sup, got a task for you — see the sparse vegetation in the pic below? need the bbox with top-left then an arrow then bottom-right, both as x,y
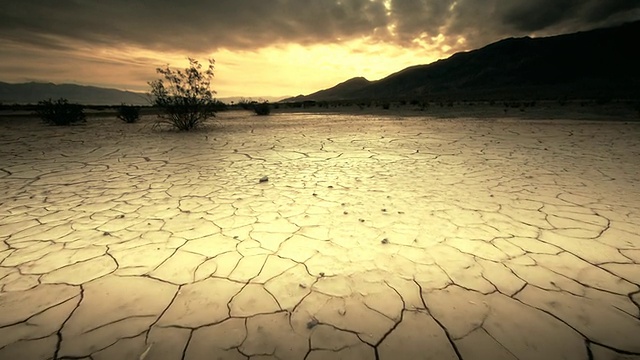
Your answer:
36,98 -> 86,126
253,102 -> 271,115
117,104 -> 141,123
148,58 -> 218,131
287,102 -> 303,108
237,98 -> 254,110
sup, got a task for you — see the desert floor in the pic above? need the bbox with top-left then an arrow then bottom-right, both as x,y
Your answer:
1,109 -> 639,360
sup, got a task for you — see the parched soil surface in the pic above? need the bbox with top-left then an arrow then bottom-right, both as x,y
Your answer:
1,111 -> 639,360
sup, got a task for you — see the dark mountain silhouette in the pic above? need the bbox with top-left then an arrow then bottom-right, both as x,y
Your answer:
288,20 -> 640,102
0,81 -> 149,105
297,77 -> 372,101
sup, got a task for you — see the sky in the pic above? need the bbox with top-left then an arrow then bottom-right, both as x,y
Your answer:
0,0 -> 639,98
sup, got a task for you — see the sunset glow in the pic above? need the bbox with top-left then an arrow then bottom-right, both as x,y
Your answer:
1,1 -> 638,98
0,36 -> 443,98
213,39 -> 441,98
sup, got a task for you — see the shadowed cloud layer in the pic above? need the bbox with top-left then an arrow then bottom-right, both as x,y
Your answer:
2,0 -> 639,53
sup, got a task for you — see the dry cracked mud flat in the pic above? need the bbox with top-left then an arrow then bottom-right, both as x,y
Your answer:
1,111 -> 639,360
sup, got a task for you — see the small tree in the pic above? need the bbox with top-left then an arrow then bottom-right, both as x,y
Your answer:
117,104 -> 141,123
36,98 -> 86,126
148,58 -> 217,131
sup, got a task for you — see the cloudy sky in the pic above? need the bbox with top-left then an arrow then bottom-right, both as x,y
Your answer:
1,0 -> 638,98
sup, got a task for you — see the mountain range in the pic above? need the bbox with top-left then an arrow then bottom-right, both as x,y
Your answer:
0,81 -> 291,106
0,82 -> 150,106
287,20 -> 640,102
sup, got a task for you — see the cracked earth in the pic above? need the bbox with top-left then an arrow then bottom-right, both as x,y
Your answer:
1,111 -> 639,360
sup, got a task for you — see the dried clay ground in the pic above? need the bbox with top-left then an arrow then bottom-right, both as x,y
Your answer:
1,104 -> 639,360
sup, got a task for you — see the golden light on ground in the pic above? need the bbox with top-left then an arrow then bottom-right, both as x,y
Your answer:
1,109 -> 639,358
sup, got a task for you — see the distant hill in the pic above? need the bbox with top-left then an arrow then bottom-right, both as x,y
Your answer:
217,95 -> 292,104
287,20 -> 640,102
0,81 -> 292,106
0,82 -> 149,105
293,77 -> 371,101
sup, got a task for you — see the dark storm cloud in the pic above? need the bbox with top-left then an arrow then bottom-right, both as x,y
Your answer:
0,0 -> 388,52
388,0 -> 454,40
0,0 -> 638,54
582,0 -> 640,22
500,0 -> 581,31
499,0 -> 640,32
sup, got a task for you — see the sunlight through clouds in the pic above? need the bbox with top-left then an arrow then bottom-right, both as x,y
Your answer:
0,0 -> 638,97
0,37 -> 439,98
212,39 -> 439,97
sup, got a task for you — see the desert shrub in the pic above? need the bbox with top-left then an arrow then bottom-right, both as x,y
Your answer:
36,98 -> 86,126
117,104 -> 141,123
253,102 -> 271,115
148,58 -> 217,131
212,100 -> 228,111
238,98 -> 253,110
382,102 -> 391,110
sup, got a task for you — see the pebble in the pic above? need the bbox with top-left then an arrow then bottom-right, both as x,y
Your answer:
306,318 -> 319,329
